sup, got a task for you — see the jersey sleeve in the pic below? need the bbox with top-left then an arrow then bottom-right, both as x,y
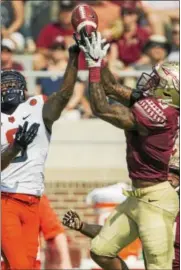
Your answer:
131,98 -> 167,130
39,195 -> 65,240
28,95 -> 48,107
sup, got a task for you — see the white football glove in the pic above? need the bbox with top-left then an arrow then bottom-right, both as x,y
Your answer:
79,32 -> 110,68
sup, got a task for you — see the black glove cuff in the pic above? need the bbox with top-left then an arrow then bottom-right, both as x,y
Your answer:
69,43 -> 80,55
13,141 -> 26,152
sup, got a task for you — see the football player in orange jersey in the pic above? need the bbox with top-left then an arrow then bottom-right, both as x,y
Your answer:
1,194 -> 72,270
1,44 -> 80,269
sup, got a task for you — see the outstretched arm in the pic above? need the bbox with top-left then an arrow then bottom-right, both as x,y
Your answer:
101,66 -> 143,107
62,210 -> 102,239
80,223 -> 102,238
77,32 -> 136,130
42,45 -> 80,131
101,66 -> 133,107
89,81 -> 136,130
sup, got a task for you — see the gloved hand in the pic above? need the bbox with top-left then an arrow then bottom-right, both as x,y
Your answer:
78,31 -> 110,68
14,121 -> 40,150
62,210 -> 83,231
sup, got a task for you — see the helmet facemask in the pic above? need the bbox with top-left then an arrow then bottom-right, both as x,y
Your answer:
136,71 -> 160,96
1,70 -> 26,113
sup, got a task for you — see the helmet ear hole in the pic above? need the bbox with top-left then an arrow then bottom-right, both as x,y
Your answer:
163,91 -> 171,97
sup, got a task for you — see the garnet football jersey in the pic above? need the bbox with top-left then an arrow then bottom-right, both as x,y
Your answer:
1,95 -> 50,196
126,97 -> 179,180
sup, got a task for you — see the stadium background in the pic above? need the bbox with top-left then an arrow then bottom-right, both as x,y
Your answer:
1,0 -> 179,268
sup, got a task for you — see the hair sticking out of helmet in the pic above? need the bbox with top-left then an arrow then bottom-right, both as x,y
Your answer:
1,70 -> 27,112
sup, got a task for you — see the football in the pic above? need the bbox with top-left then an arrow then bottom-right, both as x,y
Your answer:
71,4 -> 98,38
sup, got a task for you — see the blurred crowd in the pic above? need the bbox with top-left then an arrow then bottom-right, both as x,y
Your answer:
1,0 -> 180,119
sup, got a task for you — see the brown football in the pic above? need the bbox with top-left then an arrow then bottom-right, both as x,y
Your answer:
71,4 -> 98,37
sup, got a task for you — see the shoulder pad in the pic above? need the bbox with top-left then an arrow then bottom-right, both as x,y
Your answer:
134,98 -> 167,125
27,95 -> 47,106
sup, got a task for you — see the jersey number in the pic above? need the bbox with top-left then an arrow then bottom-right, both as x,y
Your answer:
6,128 -> 28,163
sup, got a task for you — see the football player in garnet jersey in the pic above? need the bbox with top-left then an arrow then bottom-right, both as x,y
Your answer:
1,43 -> 80,269
77,31 -> 179,270
168,136 -> 180,270
63,128 -> 180,270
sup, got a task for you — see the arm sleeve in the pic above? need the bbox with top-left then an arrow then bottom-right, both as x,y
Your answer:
39,195 -> 65,241
131,98 -> 167,130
